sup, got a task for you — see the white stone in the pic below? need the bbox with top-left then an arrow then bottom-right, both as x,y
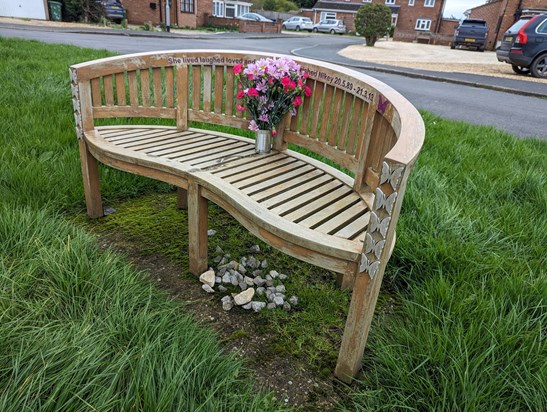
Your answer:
274,296 -> 284,306
199,270 -> 215,287
289,295 -> 298,306
244,276 -> 255,286
234,287 -> 255,306
242,302 -> 252,310
202,284 -> 215,293
275,285 -> 286,293
252,301 -> 266,312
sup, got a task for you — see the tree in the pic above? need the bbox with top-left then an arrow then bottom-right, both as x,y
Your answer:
62,0 -> 104,23
354,3 -> 392,47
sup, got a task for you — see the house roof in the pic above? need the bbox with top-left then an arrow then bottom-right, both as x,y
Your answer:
313,1 -> 400,14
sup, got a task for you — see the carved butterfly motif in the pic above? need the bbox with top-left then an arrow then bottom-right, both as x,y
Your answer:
380,162 -> 404,189
374,188 -> 397,214
377,95 -> 389,115
369,212 -> 390,237
365,233 -> 385,259
359,254 -> 380,279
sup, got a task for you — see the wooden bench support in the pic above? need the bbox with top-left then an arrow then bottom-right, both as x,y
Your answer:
78,139 -> 103,218
176,187 -> 188,210
335,263 -> 387,383
188,180 -> 208,275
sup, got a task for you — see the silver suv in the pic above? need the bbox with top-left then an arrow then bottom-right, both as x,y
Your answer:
282,16 -> 313,32
312,19 -> 346,35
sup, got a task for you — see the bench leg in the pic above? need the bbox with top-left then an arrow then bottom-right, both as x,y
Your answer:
188,180 -> 208,275
335,265 -> 386,383
336,273 -> 354,290
176,187 -> 188,210
78,139 -> 103,218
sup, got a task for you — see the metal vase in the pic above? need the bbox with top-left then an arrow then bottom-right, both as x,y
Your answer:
255,130 -> 272,154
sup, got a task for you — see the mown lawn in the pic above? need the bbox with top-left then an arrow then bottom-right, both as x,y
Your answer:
1,37 -> 545,411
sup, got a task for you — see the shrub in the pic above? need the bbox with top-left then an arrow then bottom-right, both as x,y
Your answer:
355,3 -> 392,46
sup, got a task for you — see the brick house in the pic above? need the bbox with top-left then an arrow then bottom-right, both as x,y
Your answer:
118,0 -> 252,28
467,0 -> 547,50
308,0 -> 447,42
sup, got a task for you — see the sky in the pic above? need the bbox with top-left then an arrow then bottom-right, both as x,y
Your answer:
443,0 -> 488,19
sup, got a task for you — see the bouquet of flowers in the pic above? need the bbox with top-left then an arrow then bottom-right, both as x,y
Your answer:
234,57 -> 312,136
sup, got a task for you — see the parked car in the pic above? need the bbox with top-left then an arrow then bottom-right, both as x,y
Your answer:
282,16 -> 313,32
239,13 -> 274,23
312,19 -> 346,35
451,19 -> 488,51
96,0 -> 125,24
496,14 -> 547,78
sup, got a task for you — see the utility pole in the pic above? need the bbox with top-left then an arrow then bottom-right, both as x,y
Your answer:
166,0 -> 171,32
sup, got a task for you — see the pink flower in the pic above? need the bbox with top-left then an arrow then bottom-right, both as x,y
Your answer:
233,64 -> 243,75
236,91 -> 245,99
247,88 -> 259,97
272,129 -> 277,136
247,74 -> 254,80
293,96 -> 302,107
303,72 -> 309,79
304,86 -> 312,97
248,120 -> 259,131
289,81 -> 296,90
236,104 -> 246,111
281,76 -> 291,87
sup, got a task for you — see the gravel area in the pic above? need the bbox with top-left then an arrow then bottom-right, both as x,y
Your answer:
339,39 -> 546,84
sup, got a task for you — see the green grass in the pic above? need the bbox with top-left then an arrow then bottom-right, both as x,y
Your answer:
1,37 -> 546,411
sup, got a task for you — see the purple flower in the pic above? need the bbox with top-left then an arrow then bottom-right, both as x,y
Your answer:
259,114 -> 269,122
248,120 -> 260,132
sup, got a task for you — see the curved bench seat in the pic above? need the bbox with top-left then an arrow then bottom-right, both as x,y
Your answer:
71,50 -> 424,382
87,125 -> 371,273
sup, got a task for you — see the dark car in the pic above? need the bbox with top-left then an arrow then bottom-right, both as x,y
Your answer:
496,14 -> 547,78
97,0 -> 126,24
451,19 -> 488,51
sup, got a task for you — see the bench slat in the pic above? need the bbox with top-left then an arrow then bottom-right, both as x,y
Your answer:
153,68 -> 163,107
314,203 -> 369,235
176,65 -> 188,129
144,135 -> 223,155
141,68 -> 151,106
91,78 -> 102,106
105,128 -> 180,143
116,132 -> 190,149
169,139 -> 247,161
272,182 -> 347,217
259,171 -> 331,208
128,71 -> 139,106
230,161 -> 305,189
333,212 -> 371,240
319,85 -> 334,143
165,67 -> 174,107
102,74 -> 114,106
196,148 -> 257,168
187,144 -> 254,166
99,128 -> 133,138
337,93 -> 354,152
346,98 -> 364,155
192,66 -> 200,110
298,195 -> 361,229
115,72 -> 126,106
210,153 -> 285,177
222,156 -> 297,183
203,66 -> 212,112
225,69 -> 234,116
214,66 -> 223,114
122,132 -> 206,151
243,164 -> 317,198
328,88 -> 344,147
309,82 -> 324,137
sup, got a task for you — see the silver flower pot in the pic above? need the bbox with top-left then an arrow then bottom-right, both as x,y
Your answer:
255,130 -> 272,154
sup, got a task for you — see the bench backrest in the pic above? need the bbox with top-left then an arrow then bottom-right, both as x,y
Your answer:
71,50 -> 423,191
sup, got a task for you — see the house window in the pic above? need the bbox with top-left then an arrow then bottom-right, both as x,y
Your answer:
391,14 -> 398,26
236,4 -> 249,16
181,0 -> 194,13
213,1 -> 224,17
408,0 -> 415,5
385,0 -> 395,4
363,0 -> 372,2
320,12 -> 336,20
415,18 -> 431,31
424,0 -> 435,7
225,3 -> 235,18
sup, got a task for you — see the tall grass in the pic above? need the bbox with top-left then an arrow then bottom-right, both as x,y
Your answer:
0,38 -> 281,411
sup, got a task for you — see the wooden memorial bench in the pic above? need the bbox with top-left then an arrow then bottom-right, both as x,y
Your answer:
70,50 -> 424,382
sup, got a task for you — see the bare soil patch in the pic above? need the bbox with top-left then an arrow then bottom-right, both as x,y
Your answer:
90,228 -> 347,411
339,40 -> 546,84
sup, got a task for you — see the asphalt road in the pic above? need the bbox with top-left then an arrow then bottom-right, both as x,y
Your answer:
1,26 -> 545,139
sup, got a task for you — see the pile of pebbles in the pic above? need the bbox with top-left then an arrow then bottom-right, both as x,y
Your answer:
198,244 -> 298,312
